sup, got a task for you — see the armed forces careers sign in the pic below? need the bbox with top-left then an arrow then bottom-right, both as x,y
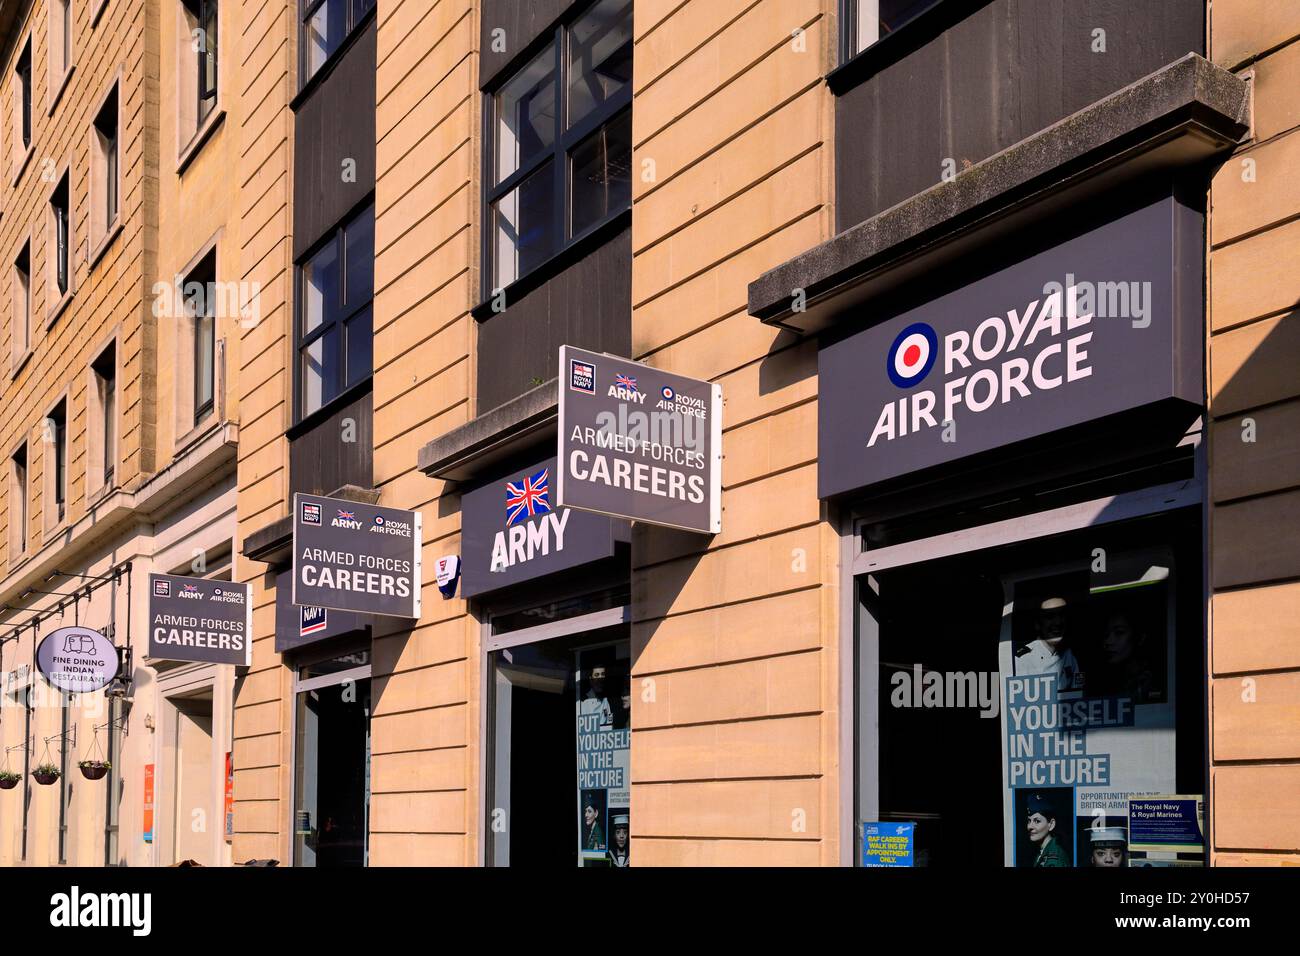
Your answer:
558,345 -> 722,534
148,574 -> 252,666
36,626 -> 120,693
818,197 -> 1202,497
293,493 -> 423,618
461,456 -> 627,598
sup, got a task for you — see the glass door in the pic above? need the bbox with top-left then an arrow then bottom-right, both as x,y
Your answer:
293,650 -> 371,867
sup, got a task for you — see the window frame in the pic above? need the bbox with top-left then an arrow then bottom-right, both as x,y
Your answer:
88,336 -> 119,495
838,0 -> 950,69
177,1 -> 225,170
8,440 -> 29,561
43,394 -> 69,530
183,249 -> 218,428
10,232 -> 33,375
88,73 -> 123,267
298,0 -> 376,92
45,162 -> 75,325
480,0 -> 633,305
47,0 -> 76,114
293,201 -> 374,425
12,34 -> 34,183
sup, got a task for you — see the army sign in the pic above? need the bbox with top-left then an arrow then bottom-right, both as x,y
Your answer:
36,626 -> 120,694
557,345 -> 722,534
148,574 -> 252,666
292,493 -> 423,618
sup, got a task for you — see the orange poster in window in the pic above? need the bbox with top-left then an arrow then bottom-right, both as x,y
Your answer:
143,763 -> 154,844
224,751 -> 234,839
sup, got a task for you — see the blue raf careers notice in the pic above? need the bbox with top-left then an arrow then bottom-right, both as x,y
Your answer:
862,822 -> 915,867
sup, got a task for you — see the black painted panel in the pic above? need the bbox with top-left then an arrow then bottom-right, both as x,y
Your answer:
480,0 -> 574,89
476,225 -> 632,412
293,20 -> 377,259
836,0 -> 1204,230
290,391 -> 374,496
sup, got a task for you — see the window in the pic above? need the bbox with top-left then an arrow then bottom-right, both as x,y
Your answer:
9,443 -> 28,558
90,342 -> 117,490
179,0 -> 219,143
301,0 -> 374,86
49,0 -> 74,94
488,628 -> 632,867
12,240 -> 30,363
13,36 -> 32,167
844,0 -> 945,59
49,171 -> 72,305
90,83 -> 120,251
857,513 -> 1204,868
45,399 -> 67,526
297,203 -> 373,418
184,251 -> 217,426
486,0 -> 632,295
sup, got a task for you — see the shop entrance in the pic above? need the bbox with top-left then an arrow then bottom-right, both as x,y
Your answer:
293,649 -> 371,867
488,618 -> 631,867
167,690 -> 214,866
857,508 -> 1205,868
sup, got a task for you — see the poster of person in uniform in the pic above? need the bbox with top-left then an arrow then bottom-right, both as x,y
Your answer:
575,646 -> 632,866
608,813 -> 630,867
1015,789 -> 1073,867
999,549 -> 1176,867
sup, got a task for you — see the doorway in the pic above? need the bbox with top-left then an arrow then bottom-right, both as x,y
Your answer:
167,690 -> 214,866
488,623 -> 631,867
292,649 -> 371,867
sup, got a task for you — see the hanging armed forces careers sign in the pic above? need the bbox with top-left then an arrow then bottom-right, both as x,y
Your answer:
558,345 -> 722,534
292,493 -> 423,618
817,197 -> 1202,497
148,574 -> 252,666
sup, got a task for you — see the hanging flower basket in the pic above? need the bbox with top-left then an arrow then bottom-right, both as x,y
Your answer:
78,760 -> 110,781
32,764 -> 61,786
0,771 -> 20,790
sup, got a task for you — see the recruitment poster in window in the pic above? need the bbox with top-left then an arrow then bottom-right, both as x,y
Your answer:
575,648 -> 631,867
997,548 -> 1177,868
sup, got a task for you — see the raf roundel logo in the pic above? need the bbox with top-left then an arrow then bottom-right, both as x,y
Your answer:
661,386 -> 674,401
886,322 -> 938,389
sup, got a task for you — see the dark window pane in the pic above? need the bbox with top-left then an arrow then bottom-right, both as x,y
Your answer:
199,0 -> 219,123
492,162 -> 556,289
302,325 -> 341,416
353,0 -> 375,19
344,206 -> 374,307
853,0 -> 944,55
305,0 -> 347,80
303,237 -> 340,336
494,44 -> 556,184
570,110 -> 631,238
567,0 -> 632,129
195,308 -> 215,421
344,305 -> 372,388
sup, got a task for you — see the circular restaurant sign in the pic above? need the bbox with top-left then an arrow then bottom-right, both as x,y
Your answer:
36,626 -> 120,694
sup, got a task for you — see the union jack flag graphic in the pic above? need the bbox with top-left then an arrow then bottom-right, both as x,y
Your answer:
505,468 -> 551,527
615,373 -> 637,392
182,584 -> 199,594
337,510 -> 356,520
